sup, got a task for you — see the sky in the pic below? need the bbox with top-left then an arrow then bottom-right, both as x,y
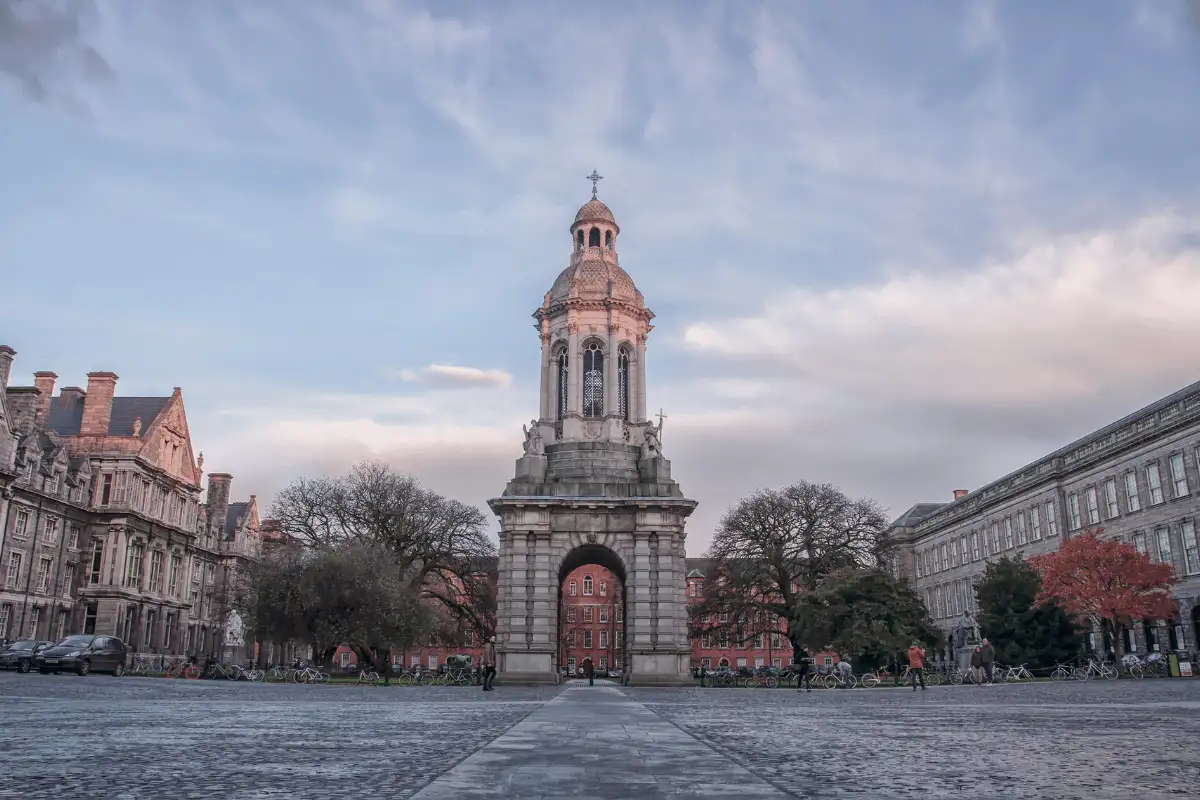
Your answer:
3,0 -> 1200,554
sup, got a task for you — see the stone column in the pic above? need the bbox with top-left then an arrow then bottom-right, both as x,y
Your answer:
636,337 -> 648,422
539,337 -> 552,420
604,323 -> 617,419
532,533 -> 554,651
568,324 -> 580,416
630,534 -> 653,650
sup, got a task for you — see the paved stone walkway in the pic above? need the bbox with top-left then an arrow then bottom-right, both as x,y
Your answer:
3,672 -> 1199,798
411,682 -> 787,798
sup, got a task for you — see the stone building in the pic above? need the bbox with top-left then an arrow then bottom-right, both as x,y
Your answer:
559,564 -> 624,675
891,380 -> 1200,665
0,345 -> 260,661
489,184 -> 697,685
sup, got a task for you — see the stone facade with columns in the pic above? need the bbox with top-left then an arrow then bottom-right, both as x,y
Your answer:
489,189 -> 697,685
0,345 -> 260,663
891,379 -> 1200,666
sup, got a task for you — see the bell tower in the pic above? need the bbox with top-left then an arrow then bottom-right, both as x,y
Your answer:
489,177 -> 697,686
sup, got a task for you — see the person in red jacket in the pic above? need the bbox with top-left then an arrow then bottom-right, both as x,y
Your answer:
907,640 -> 927,691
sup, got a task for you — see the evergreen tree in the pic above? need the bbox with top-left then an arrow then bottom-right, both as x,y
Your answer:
975,557 -> 1082,669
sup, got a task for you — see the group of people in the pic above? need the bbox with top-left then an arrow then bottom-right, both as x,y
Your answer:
790,637 -> 998,691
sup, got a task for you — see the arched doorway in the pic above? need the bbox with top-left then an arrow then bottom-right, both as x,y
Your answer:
557,543 -> 628,684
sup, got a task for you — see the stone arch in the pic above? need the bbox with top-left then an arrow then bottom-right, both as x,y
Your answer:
588,227 -> 601,247
553,539 -> 633,681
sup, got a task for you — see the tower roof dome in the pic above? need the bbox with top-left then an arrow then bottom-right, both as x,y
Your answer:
547,259 -> 642,305
573,198 -> 617,228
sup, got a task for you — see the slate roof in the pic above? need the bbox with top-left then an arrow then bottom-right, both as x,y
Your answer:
889,503 -> 947,528
46,395 -> 169,437
224,501 -> 249,539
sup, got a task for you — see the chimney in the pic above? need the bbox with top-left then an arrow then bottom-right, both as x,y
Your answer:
206,473 -> 232,535
33,371 -> 57,422
953,489 -> 969,500
0,345 -> 15,388
80,371 -> 118,435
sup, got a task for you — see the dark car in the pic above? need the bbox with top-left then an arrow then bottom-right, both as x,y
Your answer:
35,635 -> 127,676
0,639 -> 54,673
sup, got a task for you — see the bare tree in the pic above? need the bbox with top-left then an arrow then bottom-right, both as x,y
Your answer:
689,481 -> 892,647
268,461 -> 497,639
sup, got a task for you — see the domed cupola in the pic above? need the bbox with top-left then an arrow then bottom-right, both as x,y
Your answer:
547,174 -> 643,307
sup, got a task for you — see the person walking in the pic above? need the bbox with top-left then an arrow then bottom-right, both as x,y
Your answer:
482,637 -> 497,692
907,640 -> 927,691
980,638 -> 995,685
583,657 -> 595,686
379,647 -> 392,687
970,646 -> 984,688
794,646 -> 812,692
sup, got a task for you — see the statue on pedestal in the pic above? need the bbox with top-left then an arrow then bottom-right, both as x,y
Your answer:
641,422 -> 662,459
522,420 -> 545,456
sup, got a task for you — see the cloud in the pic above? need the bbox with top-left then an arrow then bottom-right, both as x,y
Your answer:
683,213 -> 1200,412
395,364 -> 513,390
0,0 -> 113,105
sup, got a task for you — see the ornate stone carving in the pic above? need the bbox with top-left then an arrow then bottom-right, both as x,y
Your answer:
555,420 -> 563,440
131,417 -> 142,438
522,420 -> 545,455
622,421 -> 631,442
567,322 -> 579,335
641,422 -> 662,458
584,421 -> 601,440
586,532 -> 597,544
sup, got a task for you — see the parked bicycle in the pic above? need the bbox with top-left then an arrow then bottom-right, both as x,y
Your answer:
1073,659 -> 1118,681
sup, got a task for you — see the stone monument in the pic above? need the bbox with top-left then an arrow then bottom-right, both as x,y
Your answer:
489,175 -> 697,685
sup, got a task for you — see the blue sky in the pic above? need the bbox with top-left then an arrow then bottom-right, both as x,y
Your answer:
3,0 -> 1200,552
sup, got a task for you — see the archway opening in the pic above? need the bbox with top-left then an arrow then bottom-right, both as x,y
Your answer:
557,543 -> 627,682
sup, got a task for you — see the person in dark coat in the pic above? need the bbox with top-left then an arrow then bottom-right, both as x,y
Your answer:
378,647 -> 391,686
793,646 -> 812,692
482,637 -> 497,692
981,638 -> 995,684
583,657 -> 595,686
970,646 -> 984,687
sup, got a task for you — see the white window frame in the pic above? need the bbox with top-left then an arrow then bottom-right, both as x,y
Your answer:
1146,463 -> 1164,505
940,543 -> 949,570
1067,493 -> 1082,531
1169,453 -> 1190,498
1030,506 -> 1042,540
1104,479 -> 1120,519
958,535 -> 968,563
1155,527 -> 1173,565
583,631 -> 593,649
1133,531 -> 1148,556
599,630 -> 609,648
13,509 -> 29,539
35,556 -> 52,592
1180,520 -> 1200,576
989,523 -> 1001,553
1125,471 -> 1141,512
5,551 -> 22,589
970,532 -> 980,560
599,607 -> 608,623
1046,501 -> 1059,536
583,575 -> 593,596
1016,512 -> 1027,545
1003,518 -> 1014,549
1084,487 -> 1100,525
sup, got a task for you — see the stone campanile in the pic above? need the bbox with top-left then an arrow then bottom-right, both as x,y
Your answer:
489,178 -> 697,686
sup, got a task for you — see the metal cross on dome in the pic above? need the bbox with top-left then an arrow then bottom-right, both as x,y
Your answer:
586,170 -> 603,199
655,407 -> 668,441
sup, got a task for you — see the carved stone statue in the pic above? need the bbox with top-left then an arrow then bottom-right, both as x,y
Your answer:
197,451 -> 204,470
522,420 -> 545,456
131,417 -> 142,438
641,423 -> 662,459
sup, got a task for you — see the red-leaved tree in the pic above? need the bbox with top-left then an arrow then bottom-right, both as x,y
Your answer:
1029,527 -> 1177,661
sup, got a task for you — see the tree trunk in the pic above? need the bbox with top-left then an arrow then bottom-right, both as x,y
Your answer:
1109,617 -> 1124,667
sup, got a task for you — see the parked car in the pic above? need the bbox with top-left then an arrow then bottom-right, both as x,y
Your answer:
35,635 -> 127,676
0,639 -> 54,673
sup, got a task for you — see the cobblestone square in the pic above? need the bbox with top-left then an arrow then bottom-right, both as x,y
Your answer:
2,673 -> 1198,799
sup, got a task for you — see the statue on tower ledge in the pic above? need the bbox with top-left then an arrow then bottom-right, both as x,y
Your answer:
522,419 -> 545,456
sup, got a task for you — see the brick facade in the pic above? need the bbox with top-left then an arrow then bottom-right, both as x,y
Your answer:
0,346 -> 260,662
892,379 -> 1200,665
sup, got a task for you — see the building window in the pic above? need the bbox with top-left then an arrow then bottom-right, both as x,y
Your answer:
599,630 -> 609,648
28,607 -> 41,638
121,606 -> 134,643
0,604 -> 10,638
1015,513 -> 1027,545
1180,521 -> 1200,575
5,552 -> 22,588
566,607 -> 576,623
737,657 -> 747,668
35,557 -> 52,592
556,350 -> 568,419
13,509 -> 29,539
989,523 -> 1001,553
148,551 -> 164,593
567,630 -> 576,647
125,543 -> 145,589
143,610 -> 156,651
88,541 -> 103,585
1133,531 -> 1148,556
582,342 -> 604,418
940,543 -> 949,570
1030,506 -> 1042,540
688,582 -> 696,597
164,613 -> 175,650
428,655 -> 437,671
1067,493 -> 1082,531
599,607 -> 608,623
772,657 -> 782,668
754,633 -> 764,649
100,474 -> 113,506
719,632 -> 729,649
1084,487 -> 1100,525
583,631 -> 593,649
1104,479 -> 1119,518
1003,518 -> 1014,549
599,580 -> 607,597
168,554 -> 181,597
970,532 -> 980,560
1155,528 -> 1173,565
1146,463 -> 1164,505
68,525 -> 80,550
583,575 -> 593,595
569,580 -> 577,596
823,657 -> 833,667
567,657 -> 577,673
702,657 -> 712,669
771,633 -> 782,649
55,609 -> 68,641
584,606 -> 593,623
1169,454 -> 1190,497
958,534 -> 967,563
1046,501 -> 1058,537
617,347 -> 630,421
62,564 -> 74,597
44,472 -> 59,494
1122,471 -> 1140,512
615,606 -> 622,623
701,634 -> 712,649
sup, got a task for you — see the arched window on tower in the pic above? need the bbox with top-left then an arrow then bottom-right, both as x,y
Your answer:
556,348 -> 569,419
582,342 -> 604,418
617,346 -> 630,420
588,227 -> 601,248
576,230 -> 584,250
604,230 -> 613,249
